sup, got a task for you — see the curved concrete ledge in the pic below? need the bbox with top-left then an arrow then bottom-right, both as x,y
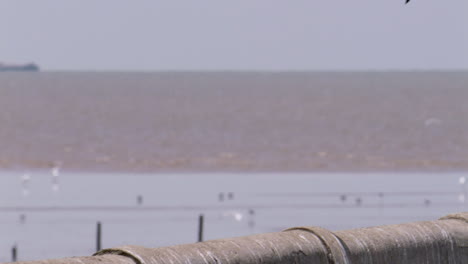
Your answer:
12,212 -> 468,264
94,230 -> 329,264
284,226 -> 349,264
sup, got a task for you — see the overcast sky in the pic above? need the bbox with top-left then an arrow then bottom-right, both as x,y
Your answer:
1,1 -> 467,71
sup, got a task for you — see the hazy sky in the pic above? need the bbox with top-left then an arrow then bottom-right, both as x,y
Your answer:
1,1 -> 467,71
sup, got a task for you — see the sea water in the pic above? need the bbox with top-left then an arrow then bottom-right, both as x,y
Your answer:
0,171 -> 466,262
1,71 -> 467,261
1,72 -> 467,172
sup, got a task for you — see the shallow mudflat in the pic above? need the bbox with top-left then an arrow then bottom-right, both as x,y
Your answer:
0,71 -> 467,172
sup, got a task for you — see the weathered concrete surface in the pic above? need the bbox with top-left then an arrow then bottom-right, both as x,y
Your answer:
12,255 -> 134,264
333,213 -> 468,263
11,212 -> 468,264
94,231 -> 329,264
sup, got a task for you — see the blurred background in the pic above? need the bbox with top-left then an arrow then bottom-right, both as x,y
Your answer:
0,0 -> 467,262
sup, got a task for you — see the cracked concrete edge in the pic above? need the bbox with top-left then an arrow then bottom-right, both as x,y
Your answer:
94,246 -> 150,264
284,226 -> 349,264
439,212 -> 468,224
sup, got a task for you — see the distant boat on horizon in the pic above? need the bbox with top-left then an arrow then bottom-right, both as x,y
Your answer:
0,62 -> 40,72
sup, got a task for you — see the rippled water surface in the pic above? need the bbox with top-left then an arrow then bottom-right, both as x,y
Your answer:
0,72 -> 467,172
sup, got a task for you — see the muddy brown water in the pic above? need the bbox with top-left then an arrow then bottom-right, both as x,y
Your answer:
0,72 -> 467,172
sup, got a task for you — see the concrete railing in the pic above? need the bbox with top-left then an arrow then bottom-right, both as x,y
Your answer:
12,212 -> 468,264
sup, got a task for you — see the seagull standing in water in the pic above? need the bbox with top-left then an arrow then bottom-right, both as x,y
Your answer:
51,166 -> 60,192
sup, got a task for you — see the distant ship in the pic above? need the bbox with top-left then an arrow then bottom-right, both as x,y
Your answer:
0,62 -> 40,72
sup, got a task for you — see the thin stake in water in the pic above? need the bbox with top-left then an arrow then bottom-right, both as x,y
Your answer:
198,214 -> 204,242
12,244 -> 17,262
96,221 -> 102,252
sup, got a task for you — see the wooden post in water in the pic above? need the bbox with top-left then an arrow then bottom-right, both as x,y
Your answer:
11,244 -> 17,262
198,214 -> 204,242
96,221 -> 102,252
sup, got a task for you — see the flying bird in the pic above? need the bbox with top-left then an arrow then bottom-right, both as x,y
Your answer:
406,0 -> 410,3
